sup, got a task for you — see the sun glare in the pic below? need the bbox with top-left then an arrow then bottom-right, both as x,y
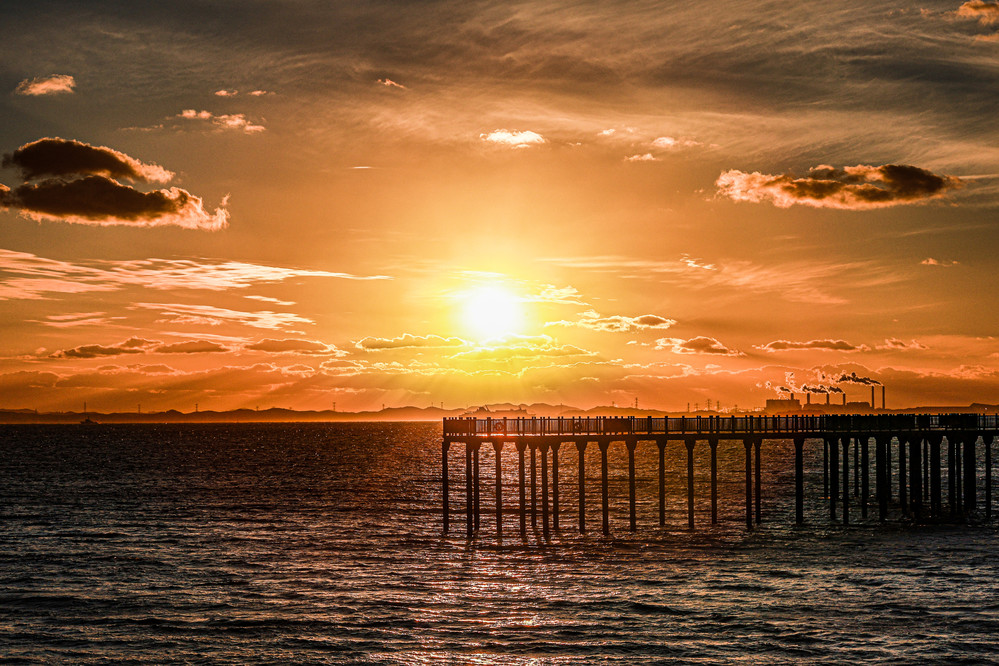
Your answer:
461,285 -> 524,340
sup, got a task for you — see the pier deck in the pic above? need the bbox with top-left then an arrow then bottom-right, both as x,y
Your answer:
441,413 -> 998,538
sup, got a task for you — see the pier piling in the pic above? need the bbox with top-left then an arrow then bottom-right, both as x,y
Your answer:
552,442 -> 561,531
517,441 -> 527,536
755,439 -> 762,524
576,441 -> 587,533
686,438 -> 696,529
529,443 -> 537,529
627,439 -> 638,532
794,437 -> 804,525
541,443 -> 550,540
842,439 -> 850,525
493,441 -> 503,537
710,438 -> 719,525
861,436 -> 869,519
657,440 -> 666,527
442,440 -> 450,534
600,440 -> 610,536
744,439 -> 753,530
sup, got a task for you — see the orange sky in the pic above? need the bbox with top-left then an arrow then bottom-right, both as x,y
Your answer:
2,1 -> 999,413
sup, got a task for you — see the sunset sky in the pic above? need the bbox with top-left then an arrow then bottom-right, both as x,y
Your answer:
3,1 -> 999,413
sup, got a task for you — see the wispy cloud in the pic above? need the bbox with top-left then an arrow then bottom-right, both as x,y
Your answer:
921,257 -> 960,267
245,338 -> 346,355
480,129 -> 546,148
133,302 -> 314,330
177,109 -> 265,133
378,78 -> 407,89
0,249 -> 389,301
15,75 -> 75,96
716,164 -> 962,210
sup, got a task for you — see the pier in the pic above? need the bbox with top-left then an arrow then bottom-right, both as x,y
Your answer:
441,413 -> 998,538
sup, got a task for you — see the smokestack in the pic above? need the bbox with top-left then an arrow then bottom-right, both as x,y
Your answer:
871,386 -> 875,409
882,385 -> 886,410
842,393 -> 847,406
806,392 -> 811,405
826,392 -> 830,405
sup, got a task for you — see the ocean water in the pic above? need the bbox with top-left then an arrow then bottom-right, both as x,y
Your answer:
2,422 -> 998,664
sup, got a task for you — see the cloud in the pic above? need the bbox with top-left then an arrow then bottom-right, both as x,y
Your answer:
34,312 -> 122,328
134,302 -> 314,330
651,136 -> 702,150
957,1 -> 999,25
15,75 -> 76,96
877,338 -> 928,351
526,285 -> 587,305
245,338 -> 345,355
480,129 -> 546,148
716,164 -> 962,210
0,138 -> 227,229
625,153 -> 658,162
2,177 -> 230,230
0,249 -> 388,301
356,333 -> 468,351
214,89 -> 238,97
155,340 -> 230,354
50,337 -> 157,359
921,257 -> 960,267
548,310 -> 675,333
177,109 -> 265,133
3,138 -> 173,183
655,336 -> 743,356
378,78 -> 407,89
756,339 -> 869,353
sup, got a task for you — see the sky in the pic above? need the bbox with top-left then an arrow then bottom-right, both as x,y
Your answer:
2,0 -> 999,414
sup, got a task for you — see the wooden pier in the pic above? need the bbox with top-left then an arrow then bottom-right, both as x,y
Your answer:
441,414 -> 998,538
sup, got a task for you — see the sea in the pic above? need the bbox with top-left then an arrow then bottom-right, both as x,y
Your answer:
2,422 -> 998,664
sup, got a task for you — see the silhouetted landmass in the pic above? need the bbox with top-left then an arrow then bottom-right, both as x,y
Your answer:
1,401 -> 998,424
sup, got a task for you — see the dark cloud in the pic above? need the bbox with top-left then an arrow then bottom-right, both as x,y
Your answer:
356,334 -> 468,351
655,336 -> 742,356
245,338 -> 343,354
757,339 -> 867,352
0,138 -> 228,229
50,337 -> 157,359
717,164 -> 962,210
3,137 -> 172,182
155,340 -> 230,354
548,310 -> 676,333
957,1 -> 999,25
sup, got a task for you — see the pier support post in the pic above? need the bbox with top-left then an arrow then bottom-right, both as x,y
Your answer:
830,439 -> 839,522
823,439 -> 829,500
540,442 -> 550,540
442,440 -> 450,534
910,438 -> 922,521
754,438 -> 762,524
473,442 -> 481,531
465,442 -> 473,538
923,439 -> 930,503
744,438 -> 753,530
552,442 -> 561,531
948,437 -> 957,517
686,438 -> 696,529
600,440 -> 611,536
884,435 -> 902,502
794,437 -> 804,525
899,440 -> 908,515
931,437 -> 942,518
877,438 -> 888,521
517,441 -> 527,536
842,438 -> 850,525
627,439 -> 638,532
493,441 -> 503,537
529,443 -> 538,529
710,438 -> 719,525
576,441 -> 587,533
861,436 -> 870,519
854,436 -> 860,497
657,440 -> 667,527
986,435 -> 993,521
963,436 -> 976,517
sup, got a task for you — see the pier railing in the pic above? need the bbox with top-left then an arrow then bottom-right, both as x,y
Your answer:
443,413 -> 999,439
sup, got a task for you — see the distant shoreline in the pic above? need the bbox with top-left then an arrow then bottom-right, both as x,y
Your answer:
2,402 -> 997,424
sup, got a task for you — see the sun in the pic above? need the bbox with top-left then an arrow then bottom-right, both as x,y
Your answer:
461,285 -> 524,340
